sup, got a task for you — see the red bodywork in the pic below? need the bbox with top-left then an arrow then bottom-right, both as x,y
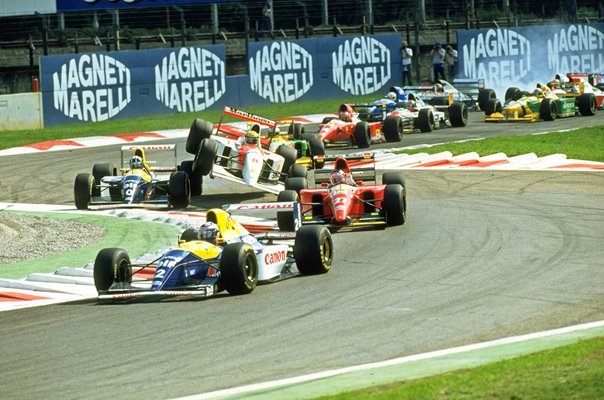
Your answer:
565,73 -> 604,108
317,104 -> 383,146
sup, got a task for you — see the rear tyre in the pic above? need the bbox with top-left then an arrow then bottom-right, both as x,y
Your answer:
383,184 -> 406,226
448,102 -> 468,127
169,171 -> 190,209
194,138 -> 217,176
294,226 -> 333,275
539,98 -> 556,121
93,248 -> 132,292
284,177 -> 307,195
74,173 -> 94,210
289,164 -> 308,178
220,243 -> 258,295
354,121 -> 371,148
288,122 -> 305,140
382,171 -> 405,186
180,160 -> 202,196
416,108 -> 434,132
383,115 -> 403,142
577,93 -> 597,116
180,228 -> 198,242
92,163 -> 114,196
308,136 -> 326,169
276,144 -> 298,182
187,119 -> 213,154
505,87 -> 521,102
277,190 -> 299,231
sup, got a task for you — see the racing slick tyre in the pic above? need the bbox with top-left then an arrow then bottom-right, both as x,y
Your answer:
186,119 -> 213,154
294,226 -> 333,275
577,93 -> 597,116
504,87 -> 522,102
416,108 -> 434,132
484,98 -> 502,116
477,88 -> 496,111
180,228 -> 198,242
180,160 -> 203,196
194,138 -> 218,176
539,98 -> 557,121
308,136 -> 326,169
289,164 -> 308,178
288,122 -> 305,140
383,115 -> 404,142
284,176 -> 308,195
92,163 -> 115,197
382,171 -> 406,187
448,102 -> 468,127
220,243 -> 258,295
169,171 -> 190,209
74,173 -> 94,210
276,144 -> 298,183
93,248 -> 132,292
383,184 -> 407,226
277,190 -> 299,232
354,121 -> 371,148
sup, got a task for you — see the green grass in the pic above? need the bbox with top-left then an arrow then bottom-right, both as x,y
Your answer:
318,335 -> 604,400
397,126 -> 604,162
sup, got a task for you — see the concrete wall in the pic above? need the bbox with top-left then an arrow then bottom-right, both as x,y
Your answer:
0,92 -> 43,131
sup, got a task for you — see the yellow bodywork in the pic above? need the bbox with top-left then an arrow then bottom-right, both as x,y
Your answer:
120,147 -> 154,176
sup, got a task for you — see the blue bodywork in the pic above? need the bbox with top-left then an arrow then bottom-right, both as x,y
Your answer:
357,86 -> 411,122
151,249 -> 217,291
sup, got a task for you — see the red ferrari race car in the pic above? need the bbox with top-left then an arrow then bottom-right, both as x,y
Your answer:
274,154 -> 407,231
315,104 -> 393,149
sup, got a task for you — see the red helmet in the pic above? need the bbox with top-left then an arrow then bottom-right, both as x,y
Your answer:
330,170 -> 346,185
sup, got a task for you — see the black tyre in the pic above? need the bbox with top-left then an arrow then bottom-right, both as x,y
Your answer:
220,243 -> 258,295
169,170 -> 190,209
194,138 -> 217,176
92,163 -> 114,184
539,98 -> 556,121
354,121 -> 371,148
577,93 -> 597,116
308,136 -> 326,169
505,87 -> 521,102
277,190 -> 299,231
74,173 -> 94,210
289,164 -> 308,178
180,228 -> 198,242
484,98 -> 502,116
288,122 -> 305,140
383,184 -> 406,226
294,226 -> 333,275
477,88 -> 496,111
180,160 -> 202,196
383,115 -> 403,142
448,102 -> 468,127
93,248 -> 132,292
284,176 -> 307,195
416,108 -> 434,132
382,171 -> 405,186
430,96 -> 450,106
276,144 -> 298,182
186,119 -> 213,154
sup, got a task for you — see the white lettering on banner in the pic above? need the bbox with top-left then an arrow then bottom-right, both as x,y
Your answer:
154,47 -> 226,112
462,29 -> 531,87
52,54 -> 131,122
249,41 -> 313,102
547,25 -> 604,72
332,37 -> 391,95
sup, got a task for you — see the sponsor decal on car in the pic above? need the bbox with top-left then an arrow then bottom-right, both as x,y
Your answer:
264,250 -> 287,265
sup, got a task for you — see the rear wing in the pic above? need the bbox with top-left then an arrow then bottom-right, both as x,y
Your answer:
452,78 -> 485,101
223,201 -> 303,232
120,144 -> 178,173
314,153 -> 377,185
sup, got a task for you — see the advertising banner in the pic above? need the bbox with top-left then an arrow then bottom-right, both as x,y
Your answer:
457,23 -> 604,93
40,45 -> 226,127
0,1 -> 56,16
56,0 -> 230,12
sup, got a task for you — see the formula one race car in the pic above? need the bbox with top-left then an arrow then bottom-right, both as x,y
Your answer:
93,207 -> 333,301
548,73 -> 604,110
186,107 -> 316,195
74,145 -> 191,210
274,154 -> 407,231
484,83 -> 597,122
314,104 -> 390,148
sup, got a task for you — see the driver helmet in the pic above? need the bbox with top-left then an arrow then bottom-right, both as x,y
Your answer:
198,222 -> 219,244
532,88 -> 543,97
339,110 -> 350,121
330,169 -> 346,185
548,79 -> 560,89
129,156 -> 143,169
245,130 -> 260,145
434,83 -> 444,92
386,91 -> 397,101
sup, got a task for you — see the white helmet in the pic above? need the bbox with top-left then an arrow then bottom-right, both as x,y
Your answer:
198,222 -> 219,244
129,156 -> 143,169
387,91 -> 397,101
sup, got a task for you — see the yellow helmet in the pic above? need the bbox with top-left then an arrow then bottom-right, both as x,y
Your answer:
245,130 -> 260,145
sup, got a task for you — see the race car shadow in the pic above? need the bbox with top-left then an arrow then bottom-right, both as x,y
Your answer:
188,191 -> 277,211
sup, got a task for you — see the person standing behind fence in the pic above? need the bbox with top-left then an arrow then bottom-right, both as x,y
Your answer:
260,0 -> 273,37
445,45 -> 458,81
430,42 -> 446,82
401,40 -> 413,86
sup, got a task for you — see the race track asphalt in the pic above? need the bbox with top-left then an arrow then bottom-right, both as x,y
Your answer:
0,112 -> 603,399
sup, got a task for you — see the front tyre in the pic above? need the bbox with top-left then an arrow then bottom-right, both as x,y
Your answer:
354,121 -> 371,148
180,160 -> 202,196
383,184 -> 406,226
383,115 -> 403,142
294,226 -> 333,275
448,102 -> 468,127
93,248 -> 132,292
74,173 -> 94,210
220,243 -> 258,295
277,190 -> 299,231
169,171 -> 190,209
416,108 -> 434,132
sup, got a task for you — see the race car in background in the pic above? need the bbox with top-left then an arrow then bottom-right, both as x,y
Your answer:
549,73 -> 604,109
484,83 -> 597,122
73,145 -> 191,210
395,85 -> 469,130
93,207 -> 333,301
273,154 -> 407,232
186,107 -> 310,195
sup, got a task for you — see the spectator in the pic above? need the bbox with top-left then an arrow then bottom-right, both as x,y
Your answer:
429,42 -> 446,82
445,45 -> 458,80
401,40 -> 413,86
260,0 -> 273,37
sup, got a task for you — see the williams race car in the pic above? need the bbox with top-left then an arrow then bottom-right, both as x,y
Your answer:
93,207 -> 333,301
74,145 -> 191,210
274,154 -> 407,231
